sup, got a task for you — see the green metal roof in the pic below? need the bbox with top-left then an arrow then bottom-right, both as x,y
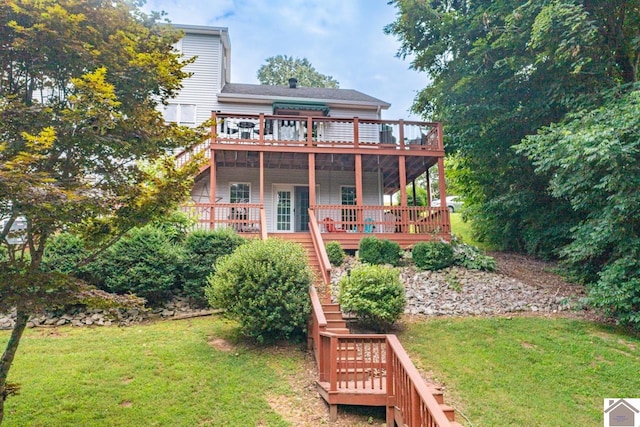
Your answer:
272,102 -> 330,115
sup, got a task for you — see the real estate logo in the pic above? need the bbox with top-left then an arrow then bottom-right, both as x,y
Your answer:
604,399 -> 640,427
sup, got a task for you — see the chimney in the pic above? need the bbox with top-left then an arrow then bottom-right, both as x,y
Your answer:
288,77 -> 298,89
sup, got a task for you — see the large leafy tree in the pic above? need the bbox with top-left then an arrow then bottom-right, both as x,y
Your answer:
0,1 -> 204,421
257,55 -> 339,88
518,86 -> 640,326
385,0 -> 639,255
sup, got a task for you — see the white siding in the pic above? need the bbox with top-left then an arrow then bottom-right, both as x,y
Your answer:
173,33 -> 223,124
191,167 -> 382,232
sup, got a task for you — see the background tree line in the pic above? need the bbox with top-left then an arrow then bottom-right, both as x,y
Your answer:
386,0 -> 640,326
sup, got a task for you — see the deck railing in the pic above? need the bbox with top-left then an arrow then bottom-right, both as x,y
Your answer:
211,113 -> 444,151
181,202 -> 262,234
313,205 -> 450,236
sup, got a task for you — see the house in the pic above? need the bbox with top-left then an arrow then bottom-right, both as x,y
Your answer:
167,24 -> 459,425
605,399 -> 639,427
170,24 -> 451,250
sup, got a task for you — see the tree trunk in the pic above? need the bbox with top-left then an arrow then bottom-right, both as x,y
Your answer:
0,309 -> 29,425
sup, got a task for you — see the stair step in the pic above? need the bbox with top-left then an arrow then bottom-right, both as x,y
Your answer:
440,404 -> 455,422
326,327 -> 350,334
326,319 -> 347,328
324,311 -> 344,321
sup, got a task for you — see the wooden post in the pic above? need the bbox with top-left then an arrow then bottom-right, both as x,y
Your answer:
398,119 -> 405,150
307,116 -> 313,146
259,151 -> 265,206
309,153 -> 316,206
426,166 -> 432,206
399,155 -> 408,232
355,154 -> 364,230
437,157 -> 450,238
209,150 -> 216,230
353,117 -> 359,148
259,113 -> 264,144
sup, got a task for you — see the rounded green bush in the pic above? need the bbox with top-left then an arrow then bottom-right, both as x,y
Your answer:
359,236 -> 401,266
93,226 -> 182,305
41,233 -> 90,275
179,228 -> 246,305
338,264 -> 405,332
326,241 -> 345,266
412,241 -> 454,270
205,238 -> 313,343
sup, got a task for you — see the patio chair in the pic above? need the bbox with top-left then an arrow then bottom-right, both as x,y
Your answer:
323,217 -> 346,233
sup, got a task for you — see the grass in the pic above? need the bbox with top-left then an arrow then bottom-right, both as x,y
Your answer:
449,212 -> 493,251
400,316 -> 640,426
1,316 -> 305,426
4,314 -> 640,426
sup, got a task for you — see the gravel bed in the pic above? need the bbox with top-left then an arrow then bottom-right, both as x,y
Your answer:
331,256 -> 585,317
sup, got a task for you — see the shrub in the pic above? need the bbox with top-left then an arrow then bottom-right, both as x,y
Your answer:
325,241 -> 345,266
588,257 -> 640,328
179,228 -> 246,305
92,226 -> 182,304
412,241 -> 454,270
451,237 -> 497,271
150,210 -> 195,244
359,236 -> 402,266
41,233 -> 90,275
205,239 -> 313,343
338,264 -> 405,332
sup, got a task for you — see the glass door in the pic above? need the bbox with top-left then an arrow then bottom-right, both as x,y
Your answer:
294,186 -> 310,232
274,186 -> 293,232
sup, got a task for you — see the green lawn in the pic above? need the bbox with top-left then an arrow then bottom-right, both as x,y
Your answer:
450,212 -> 493,251
3,315 -> 639,426
401,317 -> 640,427
1,317 -> 303,426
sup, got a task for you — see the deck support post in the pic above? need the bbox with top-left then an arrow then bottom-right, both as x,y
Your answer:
436,157 -> 449,237
398,155 -> 408,232
355,154 -> 363,230
329,404 -> 338,421
259,151 -> 264,205
209,150 -> 216,230
309,153 -> 316,206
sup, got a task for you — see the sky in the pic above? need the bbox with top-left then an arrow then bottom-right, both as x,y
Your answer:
142,0 -> 429,120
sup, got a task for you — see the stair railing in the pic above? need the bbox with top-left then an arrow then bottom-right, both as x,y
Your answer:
386,334 -> 453,426
309,285 -> 327,367
308,209 -> 331,287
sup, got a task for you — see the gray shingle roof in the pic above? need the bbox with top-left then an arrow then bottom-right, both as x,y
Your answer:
220,83 -> 390,108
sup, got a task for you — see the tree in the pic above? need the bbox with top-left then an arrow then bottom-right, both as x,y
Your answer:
517,86 -> 640,326
257,55 -> 339,88
385,0 -> 639,256
0,1 -> 205,422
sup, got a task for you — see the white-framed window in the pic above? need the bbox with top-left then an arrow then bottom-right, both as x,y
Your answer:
230,183 -> 250,203
163,103 -> 196,125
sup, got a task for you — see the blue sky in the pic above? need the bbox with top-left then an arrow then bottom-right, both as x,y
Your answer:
142,0 -> 429,120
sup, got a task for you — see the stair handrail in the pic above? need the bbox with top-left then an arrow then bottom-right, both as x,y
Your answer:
309,285 -> 327,366
308,209 -> 331,286
386,334 -> 454,426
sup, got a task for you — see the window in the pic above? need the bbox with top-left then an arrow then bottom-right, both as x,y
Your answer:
230,183 -> 250,203
341,186 -> 356,205
163,103 -> 196,125
341,186 -> 356,231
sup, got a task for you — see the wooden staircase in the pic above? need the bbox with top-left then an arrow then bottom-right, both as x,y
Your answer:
275,230 -> 461,426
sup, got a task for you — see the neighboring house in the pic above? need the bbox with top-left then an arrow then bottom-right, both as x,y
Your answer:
170,24 -> 450,249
